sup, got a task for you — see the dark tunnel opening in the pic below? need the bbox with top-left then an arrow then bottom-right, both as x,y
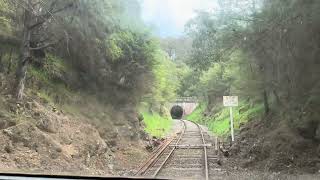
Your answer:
170,105 -> 184,119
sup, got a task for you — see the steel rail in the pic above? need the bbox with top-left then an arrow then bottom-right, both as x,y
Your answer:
135,137 -> 174,176
152,120 -> 186,177
193,122 -> 209,180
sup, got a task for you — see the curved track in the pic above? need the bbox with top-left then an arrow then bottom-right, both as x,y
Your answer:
136,120 -> 221,179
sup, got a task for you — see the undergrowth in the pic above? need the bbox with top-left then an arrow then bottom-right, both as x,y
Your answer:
28,54 -> 73,105
186,103 -> 205,123
187,101 -> 264,137
142,112 -> 172,138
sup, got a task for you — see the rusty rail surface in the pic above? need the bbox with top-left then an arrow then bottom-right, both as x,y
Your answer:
135,138 -> 174,176
191,121 -> 209,180
135,120 -> 185,176
136,120 -> 214,179
152,120 -> 186,177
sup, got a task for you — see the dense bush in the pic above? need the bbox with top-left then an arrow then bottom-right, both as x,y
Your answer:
182,0 -> 320,138
0,0 -> 179,111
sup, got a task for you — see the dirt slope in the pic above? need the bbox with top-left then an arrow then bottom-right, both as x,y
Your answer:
0,97 -> 114,175
0,76 -> 150,176
228,116 -> 320,174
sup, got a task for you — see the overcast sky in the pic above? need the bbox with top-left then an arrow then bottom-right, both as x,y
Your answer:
141,0 -> 218,37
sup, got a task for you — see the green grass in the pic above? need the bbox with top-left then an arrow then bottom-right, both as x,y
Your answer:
187,101 -> 264,136
142,112 -> 172,138
28,54 -> 67,85
186,103 -> 205,123
36,91 -> 53,104
28,55 -> 74,105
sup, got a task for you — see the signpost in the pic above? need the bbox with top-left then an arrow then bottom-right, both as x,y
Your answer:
223,96 -> 238,142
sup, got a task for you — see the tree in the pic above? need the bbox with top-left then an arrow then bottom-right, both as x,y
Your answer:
13,0 -> 73,100
184,0 -> 320,138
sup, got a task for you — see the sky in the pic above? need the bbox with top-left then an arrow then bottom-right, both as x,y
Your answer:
141,0 -> 218,37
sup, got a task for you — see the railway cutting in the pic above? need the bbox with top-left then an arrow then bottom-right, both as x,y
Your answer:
136,120 -> 225,179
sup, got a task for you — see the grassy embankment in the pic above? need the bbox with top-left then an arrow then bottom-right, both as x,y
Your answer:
187,102 -> 264,136
142,112 -> 172,138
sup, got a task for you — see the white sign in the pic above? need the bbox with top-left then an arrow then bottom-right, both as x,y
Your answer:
223,96 -> 238,142
223,96 -> 238,107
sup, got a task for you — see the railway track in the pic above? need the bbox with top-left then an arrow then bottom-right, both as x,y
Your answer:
136,120 -> 222,179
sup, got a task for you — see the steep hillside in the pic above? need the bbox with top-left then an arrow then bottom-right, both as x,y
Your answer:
0,0 -> 184,175
0,73 -> 151,175
182,0 -> 320,174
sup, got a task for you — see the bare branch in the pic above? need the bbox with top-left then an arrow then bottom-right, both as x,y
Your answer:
64,30 -> 71,56
29,38 -> 63,50
36,2 -> 73,19
28,2 -> 73,30
29,43 -> 55,50
28,20 -> 45,29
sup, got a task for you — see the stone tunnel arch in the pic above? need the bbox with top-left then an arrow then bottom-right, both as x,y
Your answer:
170,105 -> 184,119
169,97 -> 198,118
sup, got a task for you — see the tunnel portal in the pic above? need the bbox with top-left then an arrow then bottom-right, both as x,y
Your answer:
170,105 -> 184,119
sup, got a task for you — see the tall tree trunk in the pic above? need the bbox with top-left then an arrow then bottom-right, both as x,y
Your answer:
15,3 -> 32,101
148,102 -> 153,114
7,48 -> 13,74
0,52 -> 3,73
273,89 -> 281,106
159,102 -> 165,116
263,89 -> 270,115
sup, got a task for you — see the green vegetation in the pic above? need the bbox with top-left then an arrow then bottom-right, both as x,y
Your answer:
183,48 -> 264,137
175,0 -> 319,141
0,0 -> 12,35
187,102 -> 264,136
186,103 -> 205,123
0,0 -> 319,154
151,50 -> 179,103
142,112 -> 172,138
0,0 -> 179,139
209,103 -> 264,136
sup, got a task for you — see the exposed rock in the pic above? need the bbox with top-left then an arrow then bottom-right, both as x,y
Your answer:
139,130 -> 149,140
36,116 -> 61,133
110,147 -> 117,152
106,139 -> 117,148
0,114 -> 112,174
24,102 -> 34,110
118,125 -> 134,139
4,142 -> 14,153
0,119 -> 16,130
34,111 -> 41,117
